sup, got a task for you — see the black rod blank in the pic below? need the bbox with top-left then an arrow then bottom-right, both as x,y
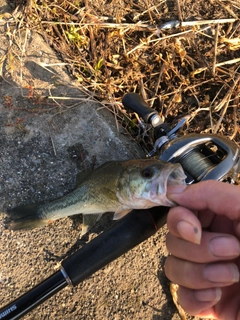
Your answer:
0,271 -> 67,320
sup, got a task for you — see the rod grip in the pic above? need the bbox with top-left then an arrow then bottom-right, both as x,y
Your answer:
62,206 -> 169,286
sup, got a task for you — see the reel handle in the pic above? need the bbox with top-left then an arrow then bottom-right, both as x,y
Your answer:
122,93 -> 162,127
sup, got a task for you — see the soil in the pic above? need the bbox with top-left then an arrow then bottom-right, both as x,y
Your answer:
0,0 -> 239,320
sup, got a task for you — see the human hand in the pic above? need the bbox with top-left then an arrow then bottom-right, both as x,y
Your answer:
165,180 -> 240,320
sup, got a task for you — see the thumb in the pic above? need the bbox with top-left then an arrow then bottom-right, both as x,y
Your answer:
167,180 -> 240,221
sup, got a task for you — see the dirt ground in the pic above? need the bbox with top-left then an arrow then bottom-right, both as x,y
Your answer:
0,0 -> 239,320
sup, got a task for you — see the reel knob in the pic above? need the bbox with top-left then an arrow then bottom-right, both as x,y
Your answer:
122,93 -> 163,127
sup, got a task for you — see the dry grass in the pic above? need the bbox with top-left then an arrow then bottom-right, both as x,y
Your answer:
0,2 -> 239,318
1,0 -> 240,150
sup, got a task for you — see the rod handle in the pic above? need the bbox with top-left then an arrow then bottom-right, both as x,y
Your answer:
62,207 -> 169,286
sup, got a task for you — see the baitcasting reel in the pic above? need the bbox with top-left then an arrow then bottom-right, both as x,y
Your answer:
122,92 -> 240,184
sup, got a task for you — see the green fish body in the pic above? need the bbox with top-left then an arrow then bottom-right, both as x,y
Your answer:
6,159 -> 186,233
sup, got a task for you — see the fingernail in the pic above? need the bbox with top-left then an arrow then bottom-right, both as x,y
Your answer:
167,185 -> 187,194
209,236 -> 240,258
204,263 -> 239,283
194,288 -> 222,302
176,220 -> 201,244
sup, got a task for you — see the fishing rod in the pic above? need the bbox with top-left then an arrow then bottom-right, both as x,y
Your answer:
0,93 -> 239,319
0,207 -> 168,320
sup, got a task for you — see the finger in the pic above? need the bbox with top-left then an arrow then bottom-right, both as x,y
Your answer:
234,220 -> 240,238
195,208 -> 215,229
211,214 -> 236,234
165,256 -> 239,289
166,231 -> 240,263
167,206 -> 237,240
167,206 -> 202,244
167,181 -> 240,220
176,285 -> 221,318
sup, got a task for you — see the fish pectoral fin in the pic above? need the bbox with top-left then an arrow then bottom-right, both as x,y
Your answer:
81,213 -> 103,236
113,209 -> 131,220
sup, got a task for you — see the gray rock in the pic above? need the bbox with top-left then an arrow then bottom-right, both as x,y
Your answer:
0,2 -> 179,320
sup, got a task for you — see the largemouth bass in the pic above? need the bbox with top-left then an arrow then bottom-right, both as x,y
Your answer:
6,159 -> 186,234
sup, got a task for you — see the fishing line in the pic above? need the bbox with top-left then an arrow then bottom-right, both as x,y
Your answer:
179,150 -> 216,181
177,143 -> 227,181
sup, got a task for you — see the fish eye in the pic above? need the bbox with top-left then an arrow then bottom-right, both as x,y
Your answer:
140,166 -> 154,179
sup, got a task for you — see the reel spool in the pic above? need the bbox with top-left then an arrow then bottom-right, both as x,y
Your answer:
159,134 -> 240,184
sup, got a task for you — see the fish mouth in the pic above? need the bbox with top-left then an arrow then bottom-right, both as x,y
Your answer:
167,163 -> 187,186
150,163 -> 186,205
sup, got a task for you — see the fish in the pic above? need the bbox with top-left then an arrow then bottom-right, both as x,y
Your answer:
6,159 -> 186,235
